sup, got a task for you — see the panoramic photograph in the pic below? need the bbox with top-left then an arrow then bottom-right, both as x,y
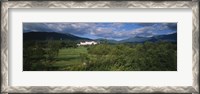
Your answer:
23,23 -> 177,71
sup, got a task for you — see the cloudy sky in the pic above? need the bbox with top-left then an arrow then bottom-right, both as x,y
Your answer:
23,23 -> 177,41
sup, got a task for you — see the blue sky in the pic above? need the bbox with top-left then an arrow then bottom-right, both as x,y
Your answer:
23,23 -> 177,41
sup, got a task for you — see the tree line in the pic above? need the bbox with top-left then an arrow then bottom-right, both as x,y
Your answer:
65,41 -> 177,71
23,40 -> 78,71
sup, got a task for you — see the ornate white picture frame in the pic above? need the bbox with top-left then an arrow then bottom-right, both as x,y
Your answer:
1,1 -> 199,94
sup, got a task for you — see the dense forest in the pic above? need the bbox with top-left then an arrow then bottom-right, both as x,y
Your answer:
23,39 -> 177,71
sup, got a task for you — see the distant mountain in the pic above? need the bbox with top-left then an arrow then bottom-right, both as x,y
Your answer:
150,32 -> 177,42
120,36 -> 150,43
24,31 -> 177,43
120,33 -> 177,43
23,32 -> 92,41
95,38 -> 119,43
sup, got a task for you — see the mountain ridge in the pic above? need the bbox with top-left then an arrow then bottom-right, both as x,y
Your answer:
24,31 -> 177,43
120,32 -> 177,43
23,31 -> 92,41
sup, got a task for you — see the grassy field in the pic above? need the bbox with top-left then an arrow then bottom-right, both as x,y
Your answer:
52,46 -> 88,70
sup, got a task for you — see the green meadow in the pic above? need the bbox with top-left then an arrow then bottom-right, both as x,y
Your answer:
53,47 -> 87,70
